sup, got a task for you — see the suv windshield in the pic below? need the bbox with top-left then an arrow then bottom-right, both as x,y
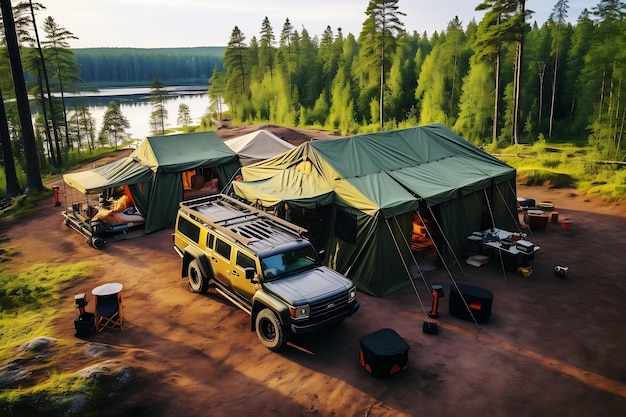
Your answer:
260,245 -> 319,281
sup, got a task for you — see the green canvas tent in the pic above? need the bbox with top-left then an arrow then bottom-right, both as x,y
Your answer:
130,131 -> 240,232
232,124 -> 518,296
64,131 -> 240,233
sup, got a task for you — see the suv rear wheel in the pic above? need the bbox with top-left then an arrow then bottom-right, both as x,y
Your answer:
255,308 -> 286,351
188,259 -> 208,293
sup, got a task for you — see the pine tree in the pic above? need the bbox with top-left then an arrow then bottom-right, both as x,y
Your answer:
208,64 -> 226,120
454,60 -> 495,143
42,16 -> 80,149
586,0 -> 626,158
27,1 -> 64,165
0,0 -> 43,193
278,19 -> 295,95
358,0 -> 405,128
259,16 -> 275,80
149,78 -> 168,136
565,9 -> 593,134
319,25 -> 336,103
99,101 -> 129,148
177,103 -> 192,128
68,105 -> 96,152
416,17 -> 469,126
474,0 -> 526,143
224,26 -> 249,119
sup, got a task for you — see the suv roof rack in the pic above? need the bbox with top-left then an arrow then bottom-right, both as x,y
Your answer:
179,194 -> 308,253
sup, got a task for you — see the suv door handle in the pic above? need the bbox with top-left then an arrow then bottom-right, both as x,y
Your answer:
231,271 -> 239,277
210,257 -> 218,263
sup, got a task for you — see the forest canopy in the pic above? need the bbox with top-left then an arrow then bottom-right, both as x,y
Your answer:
73,47 -> 225,87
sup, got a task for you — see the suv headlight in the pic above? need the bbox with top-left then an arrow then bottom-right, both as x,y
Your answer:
290,304 -> 310,320
348,286 -> 357,303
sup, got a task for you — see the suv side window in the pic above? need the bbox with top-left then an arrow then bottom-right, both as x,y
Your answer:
207,233 -> 215,249
215,238 -> 232,260
236,252 -> 255,270
178,217 -> 200,242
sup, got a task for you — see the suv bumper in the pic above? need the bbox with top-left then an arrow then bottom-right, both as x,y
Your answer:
289,301 -> 360,334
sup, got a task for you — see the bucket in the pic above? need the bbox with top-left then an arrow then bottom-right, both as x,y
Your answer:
562,220 -> 572,230
550,211 -> 559,223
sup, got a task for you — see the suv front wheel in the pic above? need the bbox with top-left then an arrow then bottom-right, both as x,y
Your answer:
255,308 -> 286,351
188,259 -> 208,293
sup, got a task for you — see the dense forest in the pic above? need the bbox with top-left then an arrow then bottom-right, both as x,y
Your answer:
1,0 -> 626,197
209,0 -> 626,162
73,47 -> 225,87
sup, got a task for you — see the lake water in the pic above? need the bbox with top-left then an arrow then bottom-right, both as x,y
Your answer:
63,86 -> 213,141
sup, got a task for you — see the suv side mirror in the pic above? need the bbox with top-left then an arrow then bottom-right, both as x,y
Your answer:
245,267 -> 258,283
318,249 -> 326,262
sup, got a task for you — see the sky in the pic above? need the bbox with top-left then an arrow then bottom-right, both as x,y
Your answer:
39,0 -> 592,49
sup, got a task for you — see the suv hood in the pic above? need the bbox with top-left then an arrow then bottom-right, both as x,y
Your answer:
264,267 -> 352,305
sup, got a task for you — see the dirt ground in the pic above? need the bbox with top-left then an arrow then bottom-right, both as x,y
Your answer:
3,125 -> 626,417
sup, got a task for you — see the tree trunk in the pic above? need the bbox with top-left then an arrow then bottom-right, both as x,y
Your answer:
1,0 -> 43,193
380,31 -> 385,129
616,105 -> 625,160
492,51 -> 501,143
56,62 -> 72,149
36,65 -> 57,166
512,0 -> 526,145
0,87 -> 22,197
549,45 -> 559,139
538,62 -> 546,130
29,1 -> 63,166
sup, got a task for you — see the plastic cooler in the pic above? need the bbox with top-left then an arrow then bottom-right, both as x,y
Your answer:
359,328 -> 409,378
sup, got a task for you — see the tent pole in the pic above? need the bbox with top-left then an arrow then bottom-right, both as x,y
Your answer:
384,218 -> 429,317
423,207 -> 469,282
391,217 -> 431,299
418,208 -> 481,331
504,181 -> 535,242
484,188 -> 508,280
222,167 -> 242,196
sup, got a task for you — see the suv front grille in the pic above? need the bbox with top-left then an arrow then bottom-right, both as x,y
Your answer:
310,291 -> 348,321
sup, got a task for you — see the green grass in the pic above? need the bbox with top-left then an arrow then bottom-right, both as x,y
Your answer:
0,258 -> 97,361
0,142 -> 136,197
492,141 -> 626,199
0,191 -> 53,221
0,370 -> 100,416
0,254 -> 98,414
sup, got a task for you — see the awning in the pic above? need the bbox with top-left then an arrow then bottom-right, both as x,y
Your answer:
63,157 -> 153,194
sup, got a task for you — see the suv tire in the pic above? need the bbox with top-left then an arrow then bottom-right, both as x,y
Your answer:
255,308 -> 286,351
188,259 -> 208,293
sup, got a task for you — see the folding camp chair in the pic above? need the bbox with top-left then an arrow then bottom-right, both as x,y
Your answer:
92,283 -> 124,332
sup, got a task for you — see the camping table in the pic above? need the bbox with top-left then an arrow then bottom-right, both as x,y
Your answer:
469,228 -> 540,275
92,282 -> 123,297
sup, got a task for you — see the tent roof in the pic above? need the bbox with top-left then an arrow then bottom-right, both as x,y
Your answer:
233,168 -> 334,209
131,131 -> 238,172
225,130 -> 295,165
63,157 -> 153,194
238,124 -> 515,213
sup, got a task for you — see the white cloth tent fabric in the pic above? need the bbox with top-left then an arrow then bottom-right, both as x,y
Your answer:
225,130 -> 296,166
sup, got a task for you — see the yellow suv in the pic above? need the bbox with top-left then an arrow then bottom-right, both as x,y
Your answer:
173,194 -> 359,351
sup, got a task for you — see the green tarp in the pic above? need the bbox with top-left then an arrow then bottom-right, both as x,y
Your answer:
63,157 -> 152,194
233,124 -> 517,296
63,131 -> 240,233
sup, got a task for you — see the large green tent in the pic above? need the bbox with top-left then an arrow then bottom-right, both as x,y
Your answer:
130,131 -> 240,232
232,124 -> 518,296
63,131 -> 240,233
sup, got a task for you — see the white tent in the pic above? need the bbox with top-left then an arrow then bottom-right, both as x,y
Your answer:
224,130 -> 296,166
